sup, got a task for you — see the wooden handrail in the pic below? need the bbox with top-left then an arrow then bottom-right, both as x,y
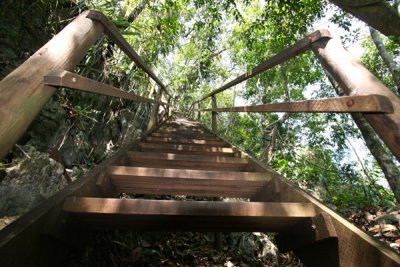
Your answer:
0,11 -> 103,160
200,95 -> 394,113
312,37 -> 400,161
193,29 -> 332,104
44,70 -> 168,105
0,10 -> 168,160
86,10 -> 172,98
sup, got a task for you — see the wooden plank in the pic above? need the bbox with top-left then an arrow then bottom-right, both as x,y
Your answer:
86,11 -> 171,98
312,37 -> 400,161
276,212 -> 338,252
158,126 -> 209,133
195,30 -> 332,103
127,151 -> 248,171
212,95 -> 217,131
108,166 -> 266,197
277,213 -> 339,267
139,142 -> 235,156
151,132 -> 220,140
201,94 -> 394,113
107,166 -> 267,181
145,136 -> 227,146
0,11 -> 103,161
44,70 -> 167,105
96,173 -> 118,197
111,179 -> 268,198
63,198 -> 318,231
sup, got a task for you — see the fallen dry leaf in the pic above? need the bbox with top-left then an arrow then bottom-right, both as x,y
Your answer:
368,224 -> 397,234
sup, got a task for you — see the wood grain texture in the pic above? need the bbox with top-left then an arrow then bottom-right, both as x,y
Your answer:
138,142 -> 235,156
312,37 -> 400,161
107,166 -> 267,181
201,94 -> 394,113
44,70 -> 167,105
107,165 -> 270,197
126,151 -> 248,171
145,136 -> 227,146
0,11 -> 103,160
63,197 -> 318,231
151,132 -> 220,140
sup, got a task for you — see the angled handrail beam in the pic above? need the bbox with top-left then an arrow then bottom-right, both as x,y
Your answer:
200,95 -> 394,114
194,29 -> 332,104
86,10 -> 172,98
0,11 -> 103,161
44,70 -> 168,106
312,36 -> 400,161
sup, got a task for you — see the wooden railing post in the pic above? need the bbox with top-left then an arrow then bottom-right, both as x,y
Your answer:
211,95 -> 217,132
167,95 -> 172,117
197,102 -> 201,121
0,11 -> 103,160
147,87 -> 163,130
311,38 -> 400,161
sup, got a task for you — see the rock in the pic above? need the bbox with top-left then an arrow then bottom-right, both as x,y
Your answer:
0,146 -> 67,229
228,232 -> 278,264
27,98 -> 68,150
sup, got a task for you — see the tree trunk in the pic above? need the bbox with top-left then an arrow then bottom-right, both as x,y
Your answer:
369,27 -> 400,94
147,87 -> 163,130
264,67 -> 290,163
328,0 -> 400,38
127,0 -> 152,22
351,113 -> 400,203
264,113 -> 288,163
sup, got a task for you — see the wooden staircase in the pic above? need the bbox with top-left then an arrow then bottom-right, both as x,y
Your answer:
63,117 -> 318,233
57,116 -> 398,267
1,117 -> 400,266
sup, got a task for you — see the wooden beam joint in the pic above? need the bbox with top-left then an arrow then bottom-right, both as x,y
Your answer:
276,212 -> 337,252
86,10 -> 172,98
44,70 -> 167,105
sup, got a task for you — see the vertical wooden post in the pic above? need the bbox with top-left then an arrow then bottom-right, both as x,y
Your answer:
211,95 -> 217,132
0,11 -> 104,160
311,37 -> 400,161
167,96 -> 172,117
211,94 -> 221,250
196,102 -> 200,121
147,87 -> 163,130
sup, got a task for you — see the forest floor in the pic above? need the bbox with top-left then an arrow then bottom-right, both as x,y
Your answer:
346,206 -> 400,253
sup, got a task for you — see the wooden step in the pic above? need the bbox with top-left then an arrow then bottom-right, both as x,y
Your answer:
126,151 -> 248,171
145,136 -> 227,146
159,126 -> 208,133
106,166 -> 268,197
63,197 -> 318,231
138,142 -> 235,156
151,132 -> 220,140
